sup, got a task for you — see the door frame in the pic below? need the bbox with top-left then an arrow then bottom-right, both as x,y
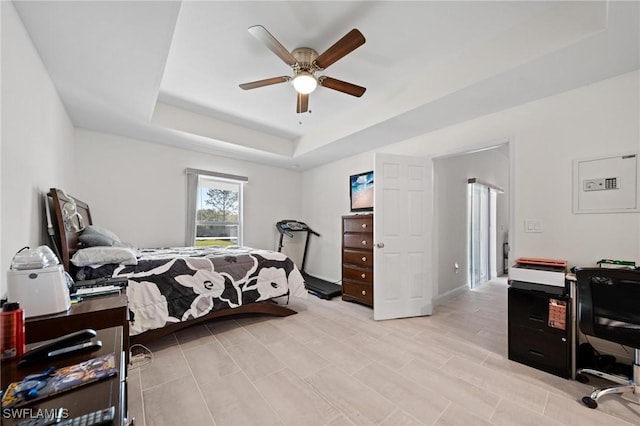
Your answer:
431,137 -> 515,304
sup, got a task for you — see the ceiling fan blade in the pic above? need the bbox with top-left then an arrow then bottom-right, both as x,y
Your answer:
248,25 -> 298,67
314,29 -> 365,70
239,76 -> 290,90
318,76 -> 366,97
296,93 -> 309,113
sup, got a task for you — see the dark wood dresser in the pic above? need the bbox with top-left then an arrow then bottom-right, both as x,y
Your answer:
342,214 -> 374,307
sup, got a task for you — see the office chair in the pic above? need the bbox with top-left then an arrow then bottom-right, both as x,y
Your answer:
575,267 -> 640,409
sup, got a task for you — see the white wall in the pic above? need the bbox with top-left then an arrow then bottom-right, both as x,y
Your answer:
301,71 -> 640,298
74,129 -> 302,252
1,2 -> 76,298
299,152 -> 372,282
434,145 -> 510,301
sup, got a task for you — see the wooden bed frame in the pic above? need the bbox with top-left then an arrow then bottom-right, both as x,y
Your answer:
47,188 -> 296,345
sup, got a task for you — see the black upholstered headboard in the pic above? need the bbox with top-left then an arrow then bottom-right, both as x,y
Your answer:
48,188 -> 93,272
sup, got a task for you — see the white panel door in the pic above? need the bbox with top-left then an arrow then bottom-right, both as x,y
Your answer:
373,153 -> 433,320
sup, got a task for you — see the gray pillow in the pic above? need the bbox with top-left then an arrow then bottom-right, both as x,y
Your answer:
79,233 -> 115,247
78,225 -> 121,247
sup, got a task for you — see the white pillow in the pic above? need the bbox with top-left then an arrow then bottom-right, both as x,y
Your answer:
71,246 -> 138,267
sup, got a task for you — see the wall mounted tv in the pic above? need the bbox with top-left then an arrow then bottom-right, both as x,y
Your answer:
350,171 -> 374,212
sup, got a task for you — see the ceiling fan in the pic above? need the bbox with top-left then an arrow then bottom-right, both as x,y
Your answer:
239,25 -> 366,114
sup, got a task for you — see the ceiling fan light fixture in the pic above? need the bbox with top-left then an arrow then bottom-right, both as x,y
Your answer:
292,72 -> 317,94
240,26 -> 366,112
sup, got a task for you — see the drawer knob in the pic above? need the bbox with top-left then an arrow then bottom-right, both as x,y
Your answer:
362,240 -> 367,245
361,290 -> 367,296
361,273 -> 366,279
361,223 -> 367,229
362,256 -> 367,262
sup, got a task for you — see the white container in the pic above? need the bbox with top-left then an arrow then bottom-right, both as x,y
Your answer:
509,263 -> 566,287
7,265 -> 71,318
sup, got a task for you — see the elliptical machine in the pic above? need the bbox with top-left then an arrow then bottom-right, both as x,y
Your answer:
276,220 -> 342,299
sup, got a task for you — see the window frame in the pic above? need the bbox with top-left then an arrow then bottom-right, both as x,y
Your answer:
185,168 -> 247,247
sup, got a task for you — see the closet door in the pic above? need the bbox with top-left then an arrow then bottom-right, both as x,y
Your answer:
373,153 -> 433,320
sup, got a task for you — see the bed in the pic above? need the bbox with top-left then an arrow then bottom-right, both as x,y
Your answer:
47,188 -> 305,344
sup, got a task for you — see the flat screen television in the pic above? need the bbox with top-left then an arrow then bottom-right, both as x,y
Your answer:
349,171 -> 374,212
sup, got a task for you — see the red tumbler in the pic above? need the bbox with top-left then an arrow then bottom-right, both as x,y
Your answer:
1,301 -> 25,360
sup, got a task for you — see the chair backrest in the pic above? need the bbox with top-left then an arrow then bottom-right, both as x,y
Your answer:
576,267 -> 640,348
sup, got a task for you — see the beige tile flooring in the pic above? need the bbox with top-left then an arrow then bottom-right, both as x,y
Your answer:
127,279 -> 639,425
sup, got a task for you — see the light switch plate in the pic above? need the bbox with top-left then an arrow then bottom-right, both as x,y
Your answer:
524,219 -> 542,233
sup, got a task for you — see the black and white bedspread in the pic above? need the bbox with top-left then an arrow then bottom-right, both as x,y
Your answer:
77,247 -> 306,336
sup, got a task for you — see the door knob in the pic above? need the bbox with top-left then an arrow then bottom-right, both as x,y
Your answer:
376,242 -> 385,248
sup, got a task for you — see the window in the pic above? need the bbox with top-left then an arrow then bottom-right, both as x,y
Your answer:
467,178 -> 503,288
186,169 -> 247,247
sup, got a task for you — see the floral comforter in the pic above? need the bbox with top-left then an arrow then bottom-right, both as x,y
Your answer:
78,246 -> 306,336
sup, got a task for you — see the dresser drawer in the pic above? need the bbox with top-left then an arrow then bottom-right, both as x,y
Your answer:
343,249 -> 373,268
508,323 -> 570,378
343,234 -> 374,250
343,266 -> 373,284
508,288 -> 568,335
343,215 -> 373,233
342,281 -> 373,306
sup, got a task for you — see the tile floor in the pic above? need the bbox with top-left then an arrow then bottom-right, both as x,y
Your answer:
127,279 -> 639,425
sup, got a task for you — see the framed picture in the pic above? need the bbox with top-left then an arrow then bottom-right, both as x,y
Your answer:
349,171 -> 374,212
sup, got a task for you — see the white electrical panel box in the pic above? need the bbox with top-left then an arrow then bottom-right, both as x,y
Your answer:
573,152 -> 639,214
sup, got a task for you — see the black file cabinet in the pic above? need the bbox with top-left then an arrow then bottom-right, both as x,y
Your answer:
508,283 -> 572,378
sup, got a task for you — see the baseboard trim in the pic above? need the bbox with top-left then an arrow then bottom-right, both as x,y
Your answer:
433,284 -> 469,306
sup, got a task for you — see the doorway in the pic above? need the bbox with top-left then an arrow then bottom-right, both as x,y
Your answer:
433,143 -> 510,303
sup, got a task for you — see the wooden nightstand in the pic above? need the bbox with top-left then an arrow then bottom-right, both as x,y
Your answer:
24,292 -> 129,361
1,327 -> 127,425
